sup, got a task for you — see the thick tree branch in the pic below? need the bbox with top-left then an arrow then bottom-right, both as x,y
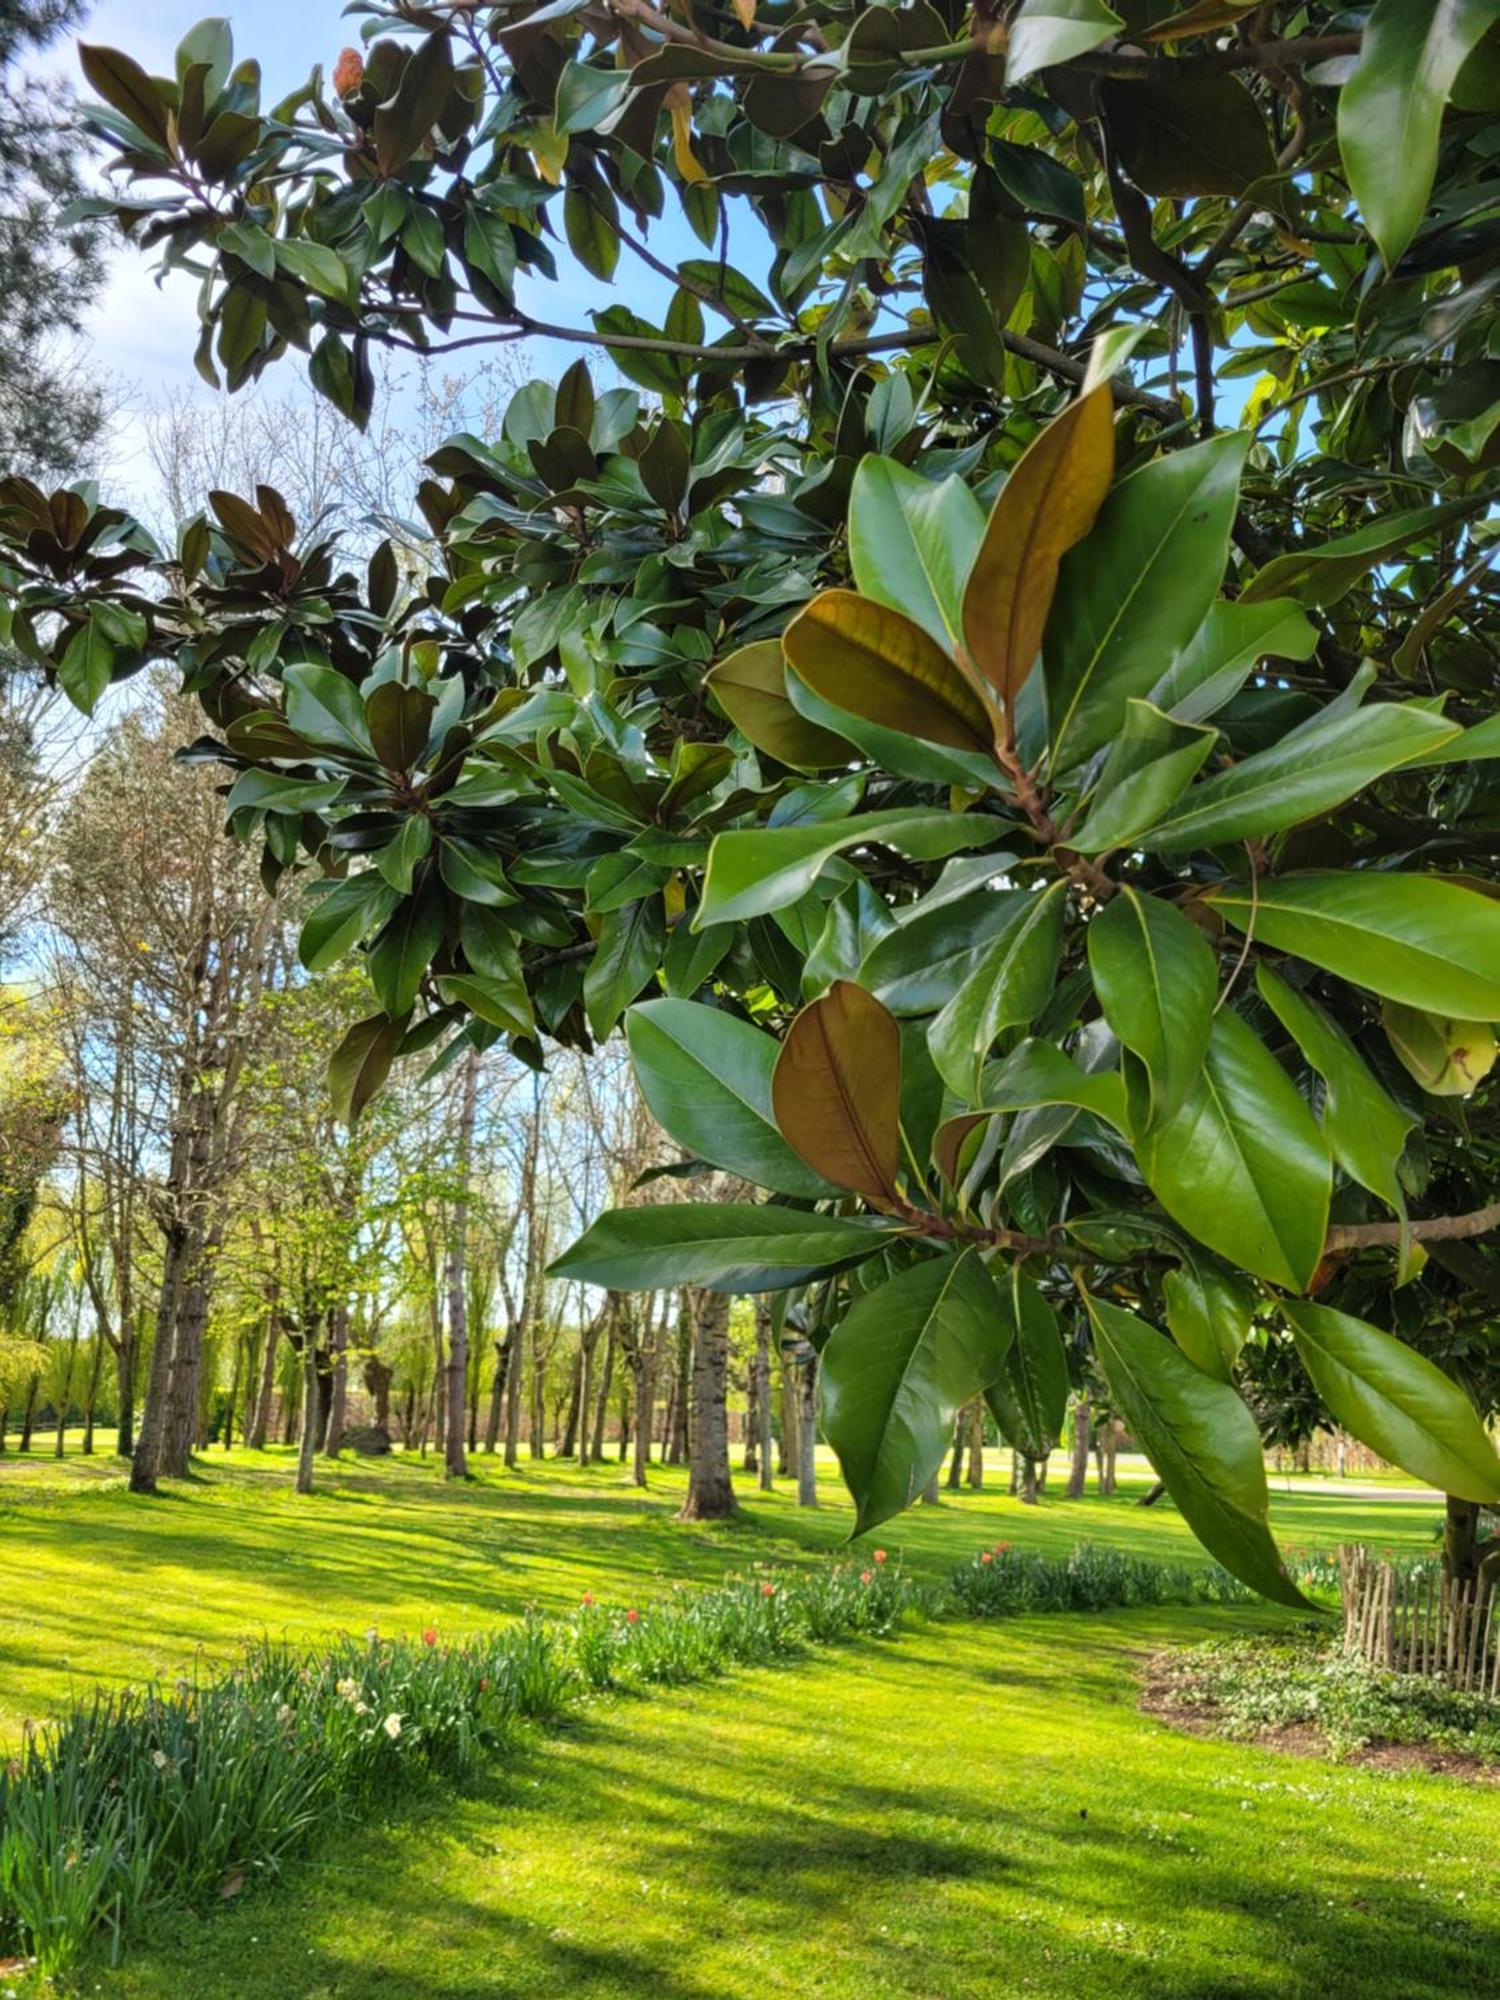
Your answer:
1325,1204 -> 1500,1254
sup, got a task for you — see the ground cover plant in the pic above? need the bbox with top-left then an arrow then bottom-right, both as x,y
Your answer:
1146,1629 -> 1500,1765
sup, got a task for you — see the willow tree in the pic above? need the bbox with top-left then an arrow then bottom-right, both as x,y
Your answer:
5,2 -> 1500,1578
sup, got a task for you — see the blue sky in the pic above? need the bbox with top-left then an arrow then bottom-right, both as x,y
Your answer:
53,2 -> 712,506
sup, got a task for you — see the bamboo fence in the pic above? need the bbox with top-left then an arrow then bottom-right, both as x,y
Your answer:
1338,1545 -> 1499,1694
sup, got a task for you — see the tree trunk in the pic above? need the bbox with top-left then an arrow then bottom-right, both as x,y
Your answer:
630,1345 -> 654,1489
754,1301 -> 774,1492
965,1401 -> 984,1488
82,1335 -> 105,1455
114,1328 -> 136,1459
795,1348 -> 819,1508
443,1045 -> 480,1481
1066,1391 -> 1090,1499
483,1337 -> 510,1452
323,1301 -> 350,1458
591,1319 -> 615,1462
130,1213 -> 191,1492
18,1374 -> 38,1451
921,1474 -> 940,1505
1019,1454 -> 1039,1505
249,1310 -> 280,1450
947,1409 -> 966,1489
1444,1494 -> 1480,1584
679,1288 -> 736,1520
294,1334 -> 321,1496
778,1354 -> 795,1476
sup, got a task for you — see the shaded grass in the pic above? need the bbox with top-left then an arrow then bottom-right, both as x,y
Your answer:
91,1614 -> 1498,2000
0,1446 -> 1445,1735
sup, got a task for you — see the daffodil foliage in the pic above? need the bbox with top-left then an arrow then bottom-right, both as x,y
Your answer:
5,2 -> 1500,1589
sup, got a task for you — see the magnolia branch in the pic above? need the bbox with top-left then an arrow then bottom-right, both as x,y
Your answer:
1325,1204 -> 1500,1254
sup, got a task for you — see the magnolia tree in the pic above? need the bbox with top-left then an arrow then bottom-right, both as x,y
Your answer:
4,0 -> 1500,1589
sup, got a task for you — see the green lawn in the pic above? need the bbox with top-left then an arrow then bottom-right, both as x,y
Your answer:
4,1447 -> 1488,2000
0,1444 -> 1443,1733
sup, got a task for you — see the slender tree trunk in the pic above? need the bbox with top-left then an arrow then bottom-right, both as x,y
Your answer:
114,1330 -> 135,1459
82,1335 -> 105,1455
966,1401 -> 984,1488
755,1301 -> 774,1492
679,1288 -> 736,1520
591,1319 -> 615,1462
921,1474 -> 941,1505
947,1409 -> 966,1489
796,1347 -> 819,1508
323,1302 -> 350,1458
249,1310 -> 280,1451
667,1294 -> 691,1465
444,1046 -> 480,1480
484,1337 -> 509,1452
294,1332 -> 321,1496
131,1213 -> 191,1492
779,1353 -> 796,1476
630,1346 -> 653,1489
1066,1391 -> 1090,1498
222,1333 -> 242,1452
18,1374 -> 38,1451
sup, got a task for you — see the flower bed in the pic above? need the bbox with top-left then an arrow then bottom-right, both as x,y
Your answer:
0,1559 -> 915,1976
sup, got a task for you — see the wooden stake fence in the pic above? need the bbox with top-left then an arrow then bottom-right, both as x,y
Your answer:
1338,1545 -> 1499,1694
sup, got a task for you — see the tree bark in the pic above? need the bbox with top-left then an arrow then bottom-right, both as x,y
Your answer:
1444,1494 -> 1480,1584
483,1337 -> 510,1452
591,1317 -> 615,1462
796,1346 -> 819,1508
754,1300 -> 774,1492
294,1329 -> 321,1496
323,1301 -> 350,1458
249,1305 -> 280,1450
1066,1391 -> 1090,1499
443,1046 -> 480,1480
966,1401 -> 984,1488
678,1287 -> 736,1520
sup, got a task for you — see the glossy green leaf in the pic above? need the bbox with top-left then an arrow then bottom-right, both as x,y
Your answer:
1101,71 -> 1274,196
783,589 -> 996,755
1204,872 -> 1500,1019
1257,965 -> 1414,1214
1284,1303 -> 1500,1503
1046,432 -> 1247,775
328,1012 -> 407,1129
1007,0 -> 1125,84
785,667 -> 1002,789
848,456 -> 985,653
583,896 -> 666,1040
1085,1295 -> 1308,1605
367,879 -> 446,1017
1070,700 -> 1218,853
1087,888 -> 1216,1123
929,880 -> 1067,1097
1338,0 -> 1500,268
374,815 -> 433,894
859,887 -> 1030,1016
822,1249 -> 1011,1534
704,640 -> 853,772
1162,1260 -> 1257,1383
1131,1008 -> 1331,1291
979,1038 -> 1129,1131
1135,702 -> 1459,854
373,29 -> 455,176
699,809 -> 1003,928
1149,598 -> 1319,725
626,999 -> 836,1198
298,872 -> 400,971
984,1266 -> 1069,1458
283,663 -> 374,758
58,616 -> 116,715
434,972 -> 531,1036
1240,496 -> 1482,606
549,1203 -> 892,1292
